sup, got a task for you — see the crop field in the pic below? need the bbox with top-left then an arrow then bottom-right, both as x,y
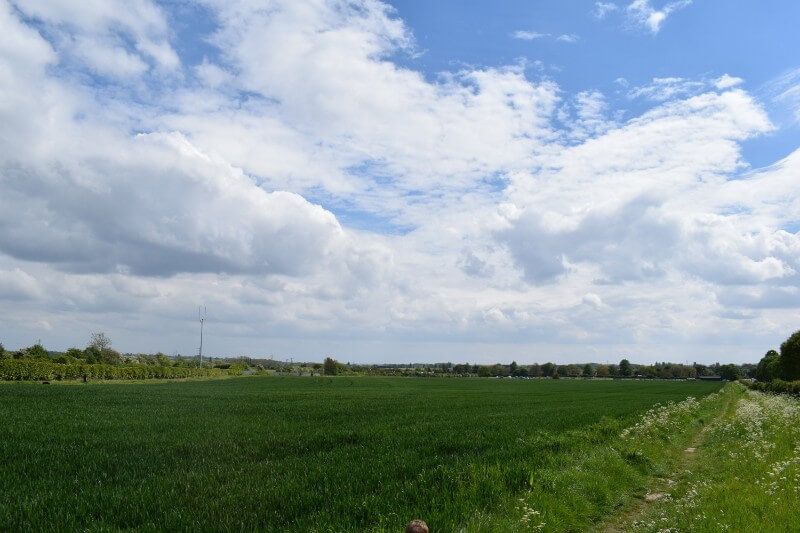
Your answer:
0,376 -> 728,531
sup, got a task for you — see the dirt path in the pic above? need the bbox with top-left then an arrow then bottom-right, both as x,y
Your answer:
597,390 -> 740,532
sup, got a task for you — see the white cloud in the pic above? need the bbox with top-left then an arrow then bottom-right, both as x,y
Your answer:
628,76 -> 709,101
0,268 -> 42,300
194,58 -> 233,88
627,0 -> 692,34
511,30 -> 549,41
556,34 -> 580,43
593,2 -> 619,19
498,88 -> 776,288
0,99 -> 371,277
10,0 -> 179,76
71,35 -> 149,78
189,0 -> 560,199
0,0 -> 798,363
582,293 -> 605,309
559,90 -> 614,140
715,74 -> 744,90
764,67 -> 800,125
511,30 -> 579,44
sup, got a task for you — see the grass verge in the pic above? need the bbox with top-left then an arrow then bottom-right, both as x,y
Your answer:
463,383 -> 739,532
613,384 -> 800,532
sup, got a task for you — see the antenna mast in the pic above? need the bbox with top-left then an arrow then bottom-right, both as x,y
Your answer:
198,305 -> 207,366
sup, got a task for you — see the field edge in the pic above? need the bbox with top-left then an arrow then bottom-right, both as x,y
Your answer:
460,383 -> 739,532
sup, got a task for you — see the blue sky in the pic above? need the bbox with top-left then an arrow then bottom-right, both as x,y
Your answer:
1,0 -> 799,364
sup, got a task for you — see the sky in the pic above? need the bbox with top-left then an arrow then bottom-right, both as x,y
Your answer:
1,0 -> 799,364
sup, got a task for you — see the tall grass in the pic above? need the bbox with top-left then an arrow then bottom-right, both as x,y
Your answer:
619,384 -> 800,531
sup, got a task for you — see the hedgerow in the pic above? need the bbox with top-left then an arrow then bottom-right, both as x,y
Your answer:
747,378 -> 800,397
0,358 -> 229,381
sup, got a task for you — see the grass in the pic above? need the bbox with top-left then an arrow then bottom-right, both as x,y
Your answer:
618,384 -> 800,532
0,376 -> 724,531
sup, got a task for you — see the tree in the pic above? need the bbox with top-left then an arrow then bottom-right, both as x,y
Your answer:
719,364 -> 741,381
619,358 -> 632,377
89,332 -> 112,353
323,357 -> 337,376
582,364 -> 594,378
0,342 -> 7,359
509,361 -> 518,376
492,364 -> 509,377
65,347 -> 84,360
755,350 -> 780,382
780,330 -> 800,381
25,343 -> 49,359
595,364 -> 610,378
639,365 -> 656,379
560,364 -> 581,378
541,362 -> 556,377
87,332 -> 121,365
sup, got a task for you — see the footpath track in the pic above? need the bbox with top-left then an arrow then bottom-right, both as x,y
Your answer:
599,384 -> 800,532
597,385 -> 741,533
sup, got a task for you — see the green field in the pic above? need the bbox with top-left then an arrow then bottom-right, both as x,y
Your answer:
0,376 -> 725,531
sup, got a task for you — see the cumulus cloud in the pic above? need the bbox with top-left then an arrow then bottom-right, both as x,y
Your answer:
0,7 -> 369,279
0,0 -> 798,362
717,286 -> 800,310
11,0 -> 179,76
715,74 -> 744,90
0,268 -> 42,300
186,1 -> 562,203
0,133 -> 362,277
559,90 -> 615,140
497,87 -> 780,289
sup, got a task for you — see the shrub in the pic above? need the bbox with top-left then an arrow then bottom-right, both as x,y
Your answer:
24,343 -> 49,359
746,378 -> 800,396
65,347 -> 85,360
228,363 -> 245,376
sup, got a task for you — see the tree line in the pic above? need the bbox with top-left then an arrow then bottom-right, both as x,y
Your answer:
1,335 -> 765,382
309,356 -> 748,380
